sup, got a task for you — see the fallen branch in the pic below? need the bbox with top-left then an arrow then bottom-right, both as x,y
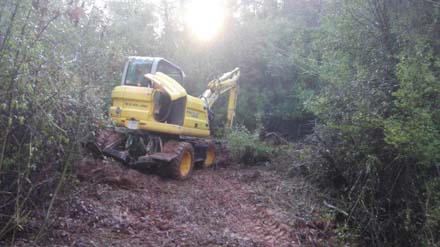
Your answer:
323,200 -> 348,216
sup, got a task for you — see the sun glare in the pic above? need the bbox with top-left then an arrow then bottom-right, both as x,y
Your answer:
184,0 -> 225,41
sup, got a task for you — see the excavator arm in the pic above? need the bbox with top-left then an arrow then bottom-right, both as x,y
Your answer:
201,68 -> 240,128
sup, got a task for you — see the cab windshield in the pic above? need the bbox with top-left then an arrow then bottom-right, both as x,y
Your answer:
124,60 -> 153,87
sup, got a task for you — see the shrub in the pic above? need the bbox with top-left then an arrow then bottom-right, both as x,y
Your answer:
303,1 -> 440,246
226,126 -> 273,165
0,1 -> 117,241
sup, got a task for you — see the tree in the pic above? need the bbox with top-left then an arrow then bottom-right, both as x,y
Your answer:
306,0 -> 440,245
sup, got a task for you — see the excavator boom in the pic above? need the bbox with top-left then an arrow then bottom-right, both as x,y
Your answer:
201,68 -> 240,128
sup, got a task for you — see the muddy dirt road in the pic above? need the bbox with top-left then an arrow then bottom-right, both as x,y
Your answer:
26,160 -> 337,247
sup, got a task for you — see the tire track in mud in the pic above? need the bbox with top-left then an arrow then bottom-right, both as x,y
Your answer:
36,160 -> 336,247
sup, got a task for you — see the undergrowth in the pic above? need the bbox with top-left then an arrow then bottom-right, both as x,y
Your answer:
225,126 -> 273,165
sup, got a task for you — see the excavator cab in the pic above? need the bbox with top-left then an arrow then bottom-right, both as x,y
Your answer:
119,57 -> 188,126
121,57 -> 185,87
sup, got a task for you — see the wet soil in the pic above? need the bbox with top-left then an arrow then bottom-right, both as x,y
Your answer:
11,159 -> 338,247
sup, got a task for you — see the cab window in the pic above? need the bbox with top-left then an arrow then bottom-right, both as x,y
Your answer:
125,60 -> 153,87
157,60 -> 183,84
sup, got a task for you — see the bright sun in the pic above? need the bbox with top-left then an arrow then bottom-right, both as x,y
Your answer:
184,0 -> 225,41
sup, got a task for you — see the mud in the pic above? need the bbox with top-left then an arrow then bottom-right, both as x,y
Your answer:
13,159 -> 338,247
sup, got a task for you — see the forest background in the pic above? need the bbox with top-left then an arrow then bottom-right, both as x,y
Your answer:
0,0 -> 439,246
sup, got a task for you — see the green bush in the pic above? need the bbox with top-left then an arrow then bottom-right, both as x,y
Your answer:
226,126 -> 273,165
302,1 -> 440,246
0,0 -> 121,241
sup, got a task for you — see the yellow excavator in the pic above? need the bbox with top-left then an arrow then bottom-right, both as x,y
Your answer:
94,56 -> 240,179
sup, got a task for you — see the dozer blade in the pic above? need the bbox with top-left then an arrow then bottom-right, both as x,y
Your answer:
102,148 -> 129,164
150,152 -> 178,162
90,128 -> 180,170
130,152 -> 178,167
87,129 -> 126,159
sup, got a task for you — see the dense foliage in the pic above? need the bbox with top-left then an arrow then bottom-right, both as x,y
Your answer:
0,0 -> 155,240
304,1 -> 440,246
0,0 -> 439,246
226,126 -> 273,165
